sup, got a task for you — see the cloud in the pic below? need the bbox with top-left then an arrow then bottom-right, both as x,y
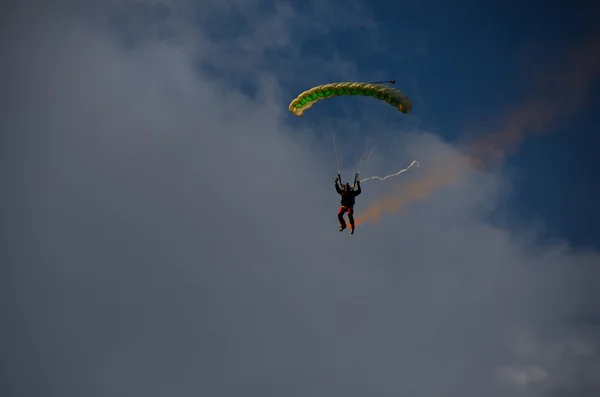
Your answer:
2,1 -> 599,397
496,365 -> 549,387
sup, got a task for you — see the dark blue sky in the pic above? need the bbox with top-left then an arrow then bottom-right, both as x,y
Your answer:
284,0 -> 600,249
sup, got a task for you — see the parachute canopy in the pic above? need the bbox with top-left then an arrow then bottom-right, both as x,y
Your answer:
288,82 -> 413,117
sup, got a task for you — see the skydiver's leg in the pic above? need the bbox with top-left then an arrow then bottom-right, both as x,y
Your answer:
348,207 -> 355,231
338,206 -> 347,230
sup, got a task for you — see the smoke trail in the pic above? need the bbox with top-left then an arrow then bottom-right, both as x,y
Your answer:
355,35 -> 600,226
355,155 -> 469,224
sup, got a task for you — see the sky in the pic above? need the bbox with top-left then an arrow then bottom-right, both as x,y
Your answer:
2,1 -> 599,396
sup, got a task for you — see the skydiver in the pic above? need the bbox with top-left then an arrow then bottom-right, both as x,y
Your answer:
334,177 -> 361,234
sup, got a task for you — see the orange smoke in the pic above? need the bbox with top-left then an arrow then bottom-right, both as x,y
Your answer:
356,35 -> 600,227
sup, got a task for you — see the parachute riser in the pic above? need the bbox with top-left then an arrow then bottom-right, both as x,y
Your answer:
337,173 -> 359,189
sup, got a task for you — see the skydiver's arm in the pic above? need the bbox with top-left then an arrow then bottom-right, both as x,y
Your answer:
354,181 -> 361,195
335,183 -> 342,194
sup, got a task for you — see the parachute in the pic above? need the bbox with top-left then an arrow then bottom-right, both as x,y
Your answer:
288,82 -> 413,117
288,81 -> 417,186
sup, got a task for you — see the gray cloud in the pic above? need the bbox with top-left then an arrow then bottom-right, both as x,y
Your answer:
2,1 -> 598,397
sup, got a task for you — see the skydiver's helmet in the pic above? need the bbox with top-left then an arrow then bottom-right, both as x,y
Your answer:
344,183 -> 351,191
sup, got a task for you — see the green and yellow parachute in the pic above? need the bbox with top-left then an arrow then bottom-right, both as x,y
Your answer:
288,82 -> 413,117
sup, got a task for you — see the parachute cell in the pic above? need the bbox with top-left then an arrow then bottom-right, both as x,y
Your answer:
288,82 -> 413,117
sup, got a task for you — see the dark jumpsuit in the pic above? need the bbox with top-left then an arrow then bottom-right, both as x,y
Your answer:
335,183 -> 361,229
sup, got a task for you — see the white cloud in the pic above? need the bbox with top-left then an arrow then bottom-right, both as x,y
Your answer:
496,365 -> 549,387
